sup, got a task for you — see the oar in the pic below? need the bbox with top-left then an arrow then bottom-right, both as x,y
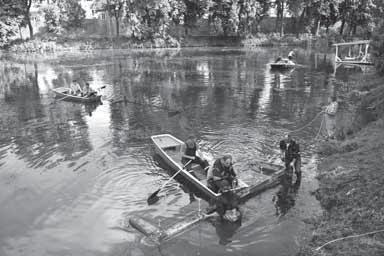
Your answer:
147,160 -> 192,205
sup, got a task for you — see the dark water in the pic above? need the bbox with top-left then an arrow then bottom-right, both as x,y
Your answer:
0,47 -> 367,256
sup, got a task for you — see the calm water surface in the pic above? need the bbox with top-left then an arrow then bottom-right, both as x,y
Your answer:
0,47 -> 366,256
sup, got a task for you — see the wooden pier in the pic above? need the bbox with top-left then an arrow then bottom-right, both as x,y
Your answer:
333,40 -> 373,65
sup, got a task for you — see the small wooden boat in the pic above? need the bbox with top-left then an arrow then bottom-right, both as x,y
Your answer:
52,87 -> 101,103
269,62 -> 296,70
151,134 -> 285,202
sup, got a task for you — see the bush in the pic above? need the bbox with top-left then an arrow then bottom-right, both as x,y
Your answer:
371,21 -> 384,74
43,5 -> 61,34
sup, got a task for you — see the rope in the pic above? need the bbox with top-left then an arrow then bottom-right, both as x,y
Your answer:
314,114 -> 325,141
315,229 -> 384,251
290,111 -> 324,134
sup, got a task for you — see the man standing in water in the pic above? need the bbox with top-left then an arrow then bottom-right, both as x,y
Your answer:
324,96 -> 338,139
279,134 -> 301,186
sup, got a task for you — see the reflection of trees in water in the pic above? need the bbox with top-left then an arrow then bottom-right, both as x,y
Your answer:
0,62 -> 93,169
106,50 -> 305,140
0,63 -> 39,101
10,102 -> 93,168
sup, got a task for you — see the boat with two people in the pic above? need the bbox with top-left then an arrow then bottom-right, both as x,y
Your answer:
129,134 -> 286,243
52,82 -> 103,103
269,50 -> 296,70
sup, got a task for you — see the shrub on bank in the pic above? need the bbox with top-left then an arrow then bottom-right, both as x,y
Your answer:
242,33 -> 312,47
6,35 -> 181,53
8,39 -> 62,53
371,21 -> 384,74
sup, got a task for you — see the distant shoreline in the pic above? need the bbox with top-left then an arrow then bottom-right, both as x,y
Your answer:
2,34 -> 332,54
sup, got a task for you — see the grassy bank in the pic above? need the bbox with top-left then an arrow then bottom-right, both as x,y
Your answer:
299,73 -> 384,256
242,33 -> 315,47
5,35 -> 181,53
4,33 -> 328,53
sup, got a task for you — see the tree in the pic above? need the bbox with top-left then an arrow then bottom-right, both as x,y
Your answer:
59,0 -> 86,30
237,0 -> 270,35
19,0 -> 34,39
0,0 -> 24,46
125,0 -> 186,40
371,21 -> 384,73
103,0 -> 125,38
182,0 -> 207,35
42,5 -> 61,33
338,0 -> 376,36
274,0 -> 287,36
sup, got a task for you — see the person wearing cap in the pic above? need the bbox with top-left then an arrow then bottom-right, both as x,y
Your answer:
279,134 -> 301,185
207,155 -> 237,193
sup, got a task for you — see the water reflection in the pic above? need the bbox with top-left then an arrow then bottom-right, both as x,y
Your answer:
0,47 -> 343,256
209,216 -> 242,245
272,180 -> 301,217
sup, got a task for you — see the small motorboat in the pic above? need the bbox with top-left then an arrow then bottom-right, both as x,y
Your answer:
52,87 -> 101,103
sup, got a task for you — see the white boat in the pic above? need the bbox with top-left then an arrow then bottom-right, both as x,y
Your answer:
151,134 -> 285,202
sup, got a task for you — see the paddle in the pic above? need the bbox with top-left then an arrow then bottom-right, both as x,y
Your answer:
147,160 -> 192,205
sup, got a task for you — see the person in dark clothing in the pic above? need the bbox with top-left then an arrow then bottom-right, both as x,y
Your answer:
207,155 -> 238,193
181,138 -> 209,202
215,180 -> 240,219
279,134 -> 301,185
181,138 -> 209,170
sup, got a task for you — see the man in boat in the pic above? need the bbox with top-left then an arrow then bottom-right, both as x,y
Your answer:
275,51 -> 295,65
207,155 -> 238,193
82,83 -> 97,98
288,50 -> 295,61
181,138 -> 209,171
70,79 -> 82,96
279,134 -> 301,186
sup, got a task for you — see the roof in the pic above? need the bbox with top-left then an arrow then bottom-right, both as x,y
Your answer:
333,40 -> 371,46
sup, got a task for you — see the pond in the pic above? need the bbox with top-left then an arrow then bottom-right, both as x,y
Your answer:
0,47 -> 364,256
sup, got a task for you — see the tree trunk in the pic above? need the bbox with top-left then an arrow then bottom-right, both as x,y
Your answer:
292,17 -> 299,38
19,26 -> 23,40
280,1 -> 284,37
115,17 -> 119,38
352,23 -> 357,35
275,2 -> 280,33
315,19 -> 321,36
26,14 -> 34,39
340,19 -> 345,35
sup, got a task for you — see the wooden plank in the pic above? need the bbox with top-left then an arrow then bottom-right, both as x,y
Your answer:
335,60 -> 374,65
333,40 -> 370,46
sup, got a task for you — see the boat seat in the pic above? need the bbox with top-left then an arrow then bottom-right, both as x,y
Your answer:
186,163 -> 206,181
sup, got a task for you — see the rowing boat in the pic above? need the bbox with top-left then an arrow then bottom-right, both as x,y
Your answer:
52,87 -> 101,103
130,134 -> 285,243
269,62 -> 296,69
151,134 -> 285,202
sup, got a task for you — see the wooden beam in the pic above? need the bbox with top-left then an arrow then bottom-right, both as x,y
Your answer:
333,40 -> 370,46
